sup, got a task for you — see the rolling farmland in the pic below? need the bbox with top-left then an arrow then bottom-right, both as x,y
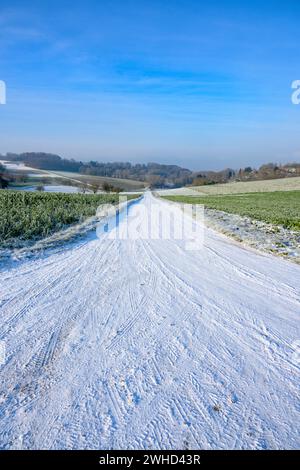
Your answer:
191,176 -> 300,195
163,191 -> 300,231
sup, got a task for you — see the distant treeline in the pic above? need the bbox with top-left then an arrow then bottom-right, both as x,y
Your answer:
1,152 -> 300,188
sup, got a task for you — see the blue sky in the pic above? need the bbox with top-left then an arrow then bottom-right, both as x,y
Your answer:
0,0 -> 300,170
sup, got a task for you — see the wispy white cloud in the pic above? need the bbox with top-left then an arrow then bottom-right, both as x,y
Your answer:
0,6 -> 43,47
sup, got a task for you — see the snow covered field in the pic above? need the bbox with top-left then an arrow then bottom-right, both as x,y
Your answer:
191,177 -> 300,195
13,185 -> 85,194
156,187 -> 201,196
0,160 -> 38,172
0,193 -> 299,450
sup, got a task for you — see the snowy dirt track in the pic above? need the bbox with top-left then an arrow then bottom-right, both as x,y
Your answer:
0,193 -> 299,450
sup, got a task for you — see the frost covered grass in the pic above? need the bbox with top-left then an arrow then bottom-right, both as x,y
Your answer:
163,190 -> 300,231
191,176 -> 300,195
0,190 -> 137,247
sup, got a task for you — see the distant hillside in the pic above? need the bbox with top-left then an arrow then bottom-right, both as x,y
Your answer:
2,153 -> 193,188
1,152 -> 300,188
4,152 -> 81,172
192,163 -> 300,186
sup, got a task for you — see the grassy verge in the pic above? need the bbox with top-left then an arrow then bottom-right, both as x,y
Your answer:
0,190 -> 138,247
163,191 -> 300,231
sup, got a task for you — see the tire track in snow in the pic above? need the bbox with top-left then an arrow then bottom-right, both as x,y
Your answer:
0,192 -> 299,449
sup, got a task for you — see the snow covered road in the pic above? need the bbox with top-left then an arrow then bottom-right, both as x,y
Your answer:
0,193 -> 299,449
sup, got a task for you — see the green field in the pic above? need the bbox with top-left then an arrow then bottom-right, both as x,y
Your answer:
163,191 -> 300,231
0,190 -> 138,247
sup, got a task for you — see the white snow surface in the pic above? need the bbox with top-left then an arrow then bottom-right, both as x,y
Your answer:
13,185 -> 84,193
0,193 -> 299,450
